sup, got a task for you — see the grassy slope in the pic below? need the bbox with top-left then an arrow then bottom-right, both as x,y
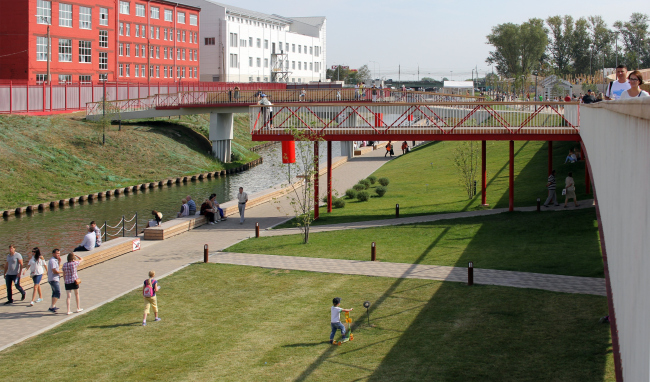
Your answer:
166,113 -> 262,150
0,264 -> 613,382
228,208 -> 603,278
0,113 -> 258,209
290,139 -> 586,227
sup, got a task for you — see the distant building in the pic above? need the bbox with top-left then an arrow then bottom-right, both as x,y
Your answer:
180,0 -> 326,83
0,0 -> 201,83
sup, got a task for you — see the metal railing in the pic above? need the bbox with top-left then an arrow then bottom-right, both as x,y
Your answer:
100,213 -> 139,242
85,88 -> 484,116
248,102 -> 581,138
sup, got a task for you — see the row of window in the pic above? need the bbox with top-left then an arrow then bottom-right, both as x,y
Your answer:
119,1 -> 197,25
247,76 -> 307,84
227,15 -> 283,31
37,37 -> 91,63
228,33 -> 320,56
118,64 -> 197,79
37,0 -> 95,28
120,23 -> 198,44
229,54 -> 321,72
35,74 -> 93,84
119,43 -> 198,62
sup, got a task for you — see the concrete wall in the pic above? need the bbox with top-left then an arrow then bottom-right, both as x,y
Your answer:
581,98 -> 650,382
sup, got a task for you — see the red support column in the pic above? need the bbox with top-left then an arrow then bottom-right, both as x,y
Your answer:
548,141 -> 553,176
314,141 -> 319,220
509,140 -> 514,211
481,140 -> 487,206
327,141 -> 332,213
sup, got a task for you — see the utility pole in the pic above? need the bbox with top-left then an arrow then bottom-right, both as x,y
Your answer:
399,64 -> 400,83
417,65 -> 419,81
102,80 -> 106,145
47,24 -> 51,83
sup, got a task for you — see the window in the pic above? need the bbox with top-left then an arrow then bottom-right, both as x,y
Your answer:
292,61 -> 295,69
156,46 -> 159,59
164,66 -> 167,78
135,64 -> 139,77
141,65 -> 145,77
279,42 -> 282,51
189,50 -> 192,61
37,0 -> 51,24
310,46 -> 313,55
126,44 -> 130,56
163,47 -> 167,59
99,52 -> 108,69
194,50 -> 197,61
100,8 -> 108,26
190,14 -> 197,26
182,49 -> 185,60
314,46 -> 319,57
249,37 -> 253,47
119,64 -> 123,76
59,3 -> 72,27
264,77 -> 268,82
249,76 -> 253,82
141,25 -> 146,38
135,24 -> 139,37
240,39 -> 246,47
264,39 -> 268,49
264,58 -> 268,68
150,26 -> 154,39
249,57 -> 253,67
36,74 -> 48,83
168,48 -> 172,59
177,66 -> 180,78
79,41 -> 91,63
164,28 -> 167,40
141,45 -> 145,57
182,31 -> 186,42
59,74 -> 72,83
58,39 -> 72,62
79,75 -> 91,83
119,43 -> 123,56
230,54 -> 238,68
119,1 -> 129,15
135,4 -> 145,17
164,9 -> 172,21
177,30 -> 181,42
119,22 -> 124,36
230,33 -> 237,47
125,64 -> 130,77
298,45 -> 301,53
156,27 -> 160,39
156,66 -> 160,78
298,62 -> 301,70
256,58 -> 260,67
194,33 -> 197,44
292,44 -> 295,53
182,67 -> 185,78
79,6 -> 91,29
150,6 -> 159,19
176,48 -> 180,60
177,12 -> 185,24
256,38 -> 261,48
99,73 -> 107,81
150,45 -> 154,58
99,30 -> 108,48
310,62 -> 313,71
37,36 -> 49,61
136,44 -> 140,57
257,77 -> 260,82
126,23 -> 130,36
150,65 -> 154,77
205,37 -> 215,45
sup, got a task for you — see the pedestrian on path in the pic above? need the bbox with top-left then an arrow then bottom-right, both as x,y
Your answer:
3,244 -> 26,304
330,297 -> 353,344
401,141 -> 408,155
25,247 -> 47,306
48,249 -> 63,313
563,172 -> 579,208
142,270 -> 161,326
385,142 -> 392,157
62,252 -> 83,315
543,169 -> 560,207
237,187 -> 248,224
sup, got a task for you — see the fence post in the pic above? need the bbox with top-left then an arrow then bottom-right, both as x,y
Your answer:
64,82 -> 68,110
78,81 -> 81,110
9,81 -> 12,114
26,82 -> 29,113
122,215 -> 125,237
50,81 -> 53,111
42,80 -> 46,111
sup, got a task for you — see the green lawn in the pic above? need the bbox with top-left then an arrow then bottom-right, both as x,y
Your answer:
0,264 -> 613,381
229,208 -> 603,278
285,139 -> 587,227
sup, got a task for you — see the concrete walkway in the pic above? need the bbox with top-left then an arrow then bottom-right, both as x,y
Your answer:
210,252 -> 606,296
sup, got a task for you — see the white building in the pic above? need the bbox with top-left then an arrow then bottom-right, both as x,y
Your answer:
180,0 -> 326,83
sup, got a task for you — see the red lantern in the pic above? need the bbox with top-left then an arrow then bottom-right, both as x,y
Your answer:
282,141 -> 296,163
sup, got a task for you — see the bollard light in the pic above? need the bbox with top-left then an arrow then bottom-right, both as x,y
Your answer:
371,242 -> 376,261
363,301 -> 371,326
255,222 -> 260,238
396,204 -> 400,218
204,244 -> 209,263
537,198 -> 541,212
468,261 -> 474,286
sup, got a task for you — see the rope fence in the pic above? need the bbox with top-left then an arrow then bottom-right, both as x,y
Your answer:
101,213 -> 139,242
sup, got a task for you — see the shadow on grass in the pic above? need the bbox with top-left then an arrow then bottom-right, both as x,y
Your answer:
88,322 -> 143,329
282,341 -> 331,348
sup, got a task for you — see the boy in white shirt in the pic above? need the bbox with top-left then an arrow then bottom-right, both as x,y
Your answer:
330,297 -> 353,344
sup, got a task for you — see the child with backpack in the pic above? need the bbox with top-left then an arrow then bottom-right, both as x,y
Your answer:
330,297 -> 353,344
142,270 -> 161,326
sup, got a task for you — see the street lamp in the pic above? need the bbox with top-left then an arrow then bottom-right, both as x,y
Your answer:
36,14 -> 51,83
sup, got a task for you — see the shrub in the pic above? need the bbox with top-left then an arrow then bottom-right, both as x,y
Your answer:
333,198 -> 346,208
353,184 -> 365,191
375,186 -> 387,197
378,177 -> 390,186
322,195 -> 329,203
345,188 -> 358,199
367,175 -> 377,184
356,191 -> 370,202
358,179 -> 371,189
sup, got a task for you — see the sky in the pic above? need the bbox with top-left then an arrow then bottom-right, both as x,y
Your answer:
219,0 -> 646,80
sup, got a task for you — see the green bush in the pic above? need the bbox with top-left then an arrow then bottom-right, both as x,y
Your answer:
353,184 -> 365,191
356,191 -> 370,202
375,186 -> 387,197
359,179 -> 371,189
367,175 -> 377,184
378,177 -> 390,187
345,188 -> 358,199
333,198 -> 346,208
322,195 -> 329,203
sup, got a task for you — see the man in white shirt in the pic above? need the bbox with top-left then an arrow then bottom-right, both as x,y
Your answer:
47,249 -> 63,312
237,187 -> 248,224
74,227 -> 97,252
605,65 -> 631,100
89,221 -> 101,247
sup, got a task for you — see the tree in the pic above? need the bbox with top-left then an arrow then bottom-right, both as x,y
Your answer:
486,22 -> 522,77
421,77 -> 435,82
452,142 -> 480,199
326,64 -> 371,84
520,18 -> 549,76
546,15 -> 574,74
572,17 -> 592,75
614,13 -> 650,69
589,16 -> 615,68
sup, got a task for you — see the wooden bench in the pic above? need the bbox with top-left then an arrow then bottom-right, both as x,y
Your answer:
1,237 -> 136,302
143,214 -> 208,240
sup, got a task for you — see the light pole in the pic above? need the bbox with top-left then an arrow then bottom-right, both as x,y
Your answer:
589,44 -> 593,76
369,61 -> 380,81
614,31 -> 619,68
36,15 -> 51,83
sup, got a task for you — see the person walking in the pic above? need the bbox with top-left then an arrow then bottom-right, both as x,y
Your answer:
401,141 -> 408,155
234,86 -> 240,101
258,94 -> 274,129
563,172 -> 579,208
3,244 -> 26,304
62,252 -> 84,315
47,249 -> 63,313
605,65 -> 631,100
619,71 -> 649,99
25,247 -> 47,306
543,169 -> 560,207
142,270 -> 161,326
237,187 -> 248,224
385,142 -> 392,157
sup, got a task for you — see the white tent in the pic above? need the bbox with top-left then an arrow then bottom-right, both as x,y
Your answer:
443,81 -> 474,95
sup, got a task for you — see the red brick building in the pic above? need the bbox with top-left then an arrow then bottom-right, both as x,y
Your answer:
0,0 -> 200,83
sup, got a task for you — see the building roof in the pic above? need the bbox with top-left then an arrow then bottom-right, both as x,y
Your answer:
286,17 -> 326,27
203,1 -> 288,24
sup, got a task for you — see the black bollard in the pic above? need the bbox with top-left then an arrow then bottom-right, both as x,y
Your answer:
395,204 -> 400,218
371,242 -> 376,261
468,261 -> 474,286
204,244 -> 209,263
537,198 -> 541,212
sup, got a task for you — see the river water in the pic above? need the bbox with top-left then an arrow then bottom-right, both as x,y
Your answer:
0,142 -> 341,261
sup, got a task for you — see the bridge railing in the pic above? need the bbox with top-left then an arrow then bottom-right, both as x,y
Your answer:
85,89 -> 485,116
249,102 -> 580,137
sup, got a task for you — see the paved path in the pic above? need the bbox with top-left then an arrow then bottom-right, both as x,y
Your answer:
210,252 -> 606,296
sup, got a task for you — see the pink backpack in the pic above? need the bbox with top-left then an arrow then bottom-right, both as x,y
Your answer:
143,279 -> 155,298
